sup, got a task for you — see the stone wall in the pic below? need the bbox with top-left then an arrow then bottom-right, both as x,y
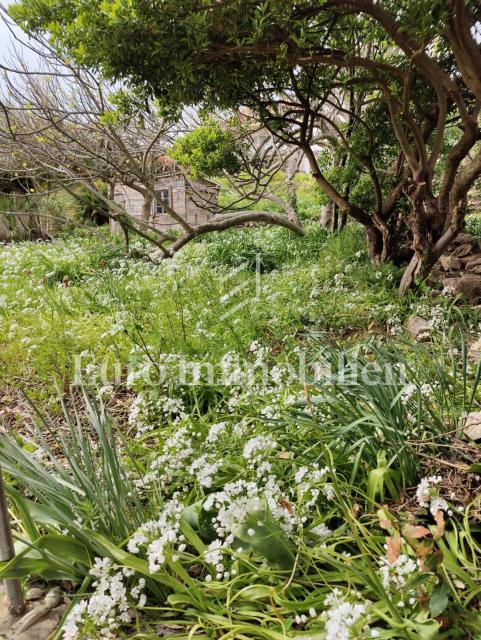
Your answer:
429,233 -> 481,303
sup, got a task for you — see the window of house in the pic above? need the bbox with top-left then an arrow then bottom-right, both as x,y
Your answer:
154,189 -> 170,215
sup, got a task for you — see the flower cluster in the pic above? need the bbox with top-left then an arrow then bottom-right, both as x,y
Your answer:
137,426 -> 195,489
204,539 -> 232,582
188,454 -> 224,488
379,553 -> 418,591
295,464 -> 334,509
416,475 -> 450,515
128,497 -> 186,572
128,390 -> 187,436
63,557 -> 145,640
203,476 -> 296,540
243,434 -> 278,478
323,589 -> 368,640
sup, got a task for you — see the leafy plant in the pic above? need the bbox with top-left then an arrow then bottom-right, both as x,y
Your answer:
170,118 -> 243,179
0,392 -> 148,581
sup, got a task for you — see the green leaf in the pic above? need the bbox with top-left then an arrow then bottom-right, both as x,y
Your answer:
180,513 -> 206,555
367,464 -> 400,502
468,464 -> 481,473
23,499 -> 62,526
8,489 -> 40,541
429,582 -> 450,617
35,534 -> 90,567
236,500 -> 295,570
405,619 -> 440,640
0,556 -> 51,579
236,584 -> 272,601
0,535 -> 86,581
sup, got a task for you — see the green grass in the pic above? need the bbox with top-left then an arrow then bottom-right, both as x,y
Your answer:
0,224 -> 447,401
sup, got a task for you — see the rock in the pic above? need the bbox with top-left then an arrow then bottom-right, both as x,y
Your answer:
0,601 -> 66,640
43,589 -> 62,609
0,582 -> 65,640
154,624 -> 184,637
406,316 -> 431,341
25,589 -> 44,602
428,268 -> 445,284
468,265 -> 481,275
464,412 -> 481,440
468,339 -> 481,361
452,232 -> 475,245
453,275 -> 481,303
439,255 -> 462,271
463,255 -> 481,269
10,588 -> 65,639
442,277 -> 459,294
12,607 -> 50,635
452,243 -> 473,258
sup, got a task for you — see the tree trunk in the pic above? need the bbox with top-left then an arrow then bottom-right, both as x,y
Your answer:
119,221 -> 130,253
108,181 -> 115,203
396,182 -> 438,293
398,250 -> 437,295
319,202 -> 334,228
366,225 -> 386,264
285,162 -> 300,225
331,204 -> 339,232
141,193 -> 153,222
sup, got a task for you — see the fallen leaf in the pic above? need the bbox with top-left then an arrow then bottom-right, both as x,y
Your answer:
402,525 -> 431,539
279,499 -> 295,515
386,532 -> 402,563
434,510 -> 445,541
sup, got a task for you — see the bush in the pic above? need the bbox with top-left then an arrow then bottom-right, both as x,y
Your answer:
199,222 -> 330,271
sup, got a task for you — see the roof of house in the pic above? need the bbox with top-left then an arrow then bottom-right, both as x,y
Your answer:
152,156 -> 220,189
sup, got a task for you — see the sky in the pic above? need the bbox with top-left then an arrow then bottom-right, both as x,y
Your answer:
0,3 -> 39,67
0,4 -> 17,62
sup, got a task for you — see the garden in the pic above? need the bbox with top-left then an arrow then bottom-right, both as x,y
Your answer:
0,1 -> 481,639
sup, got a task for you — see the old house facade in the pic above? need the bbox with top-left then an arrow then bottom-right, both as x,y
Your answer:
112,159 -> 219,234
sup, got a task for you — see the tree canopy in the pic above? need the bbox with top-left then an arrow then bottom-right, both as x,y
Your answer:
8,0 -> 481,291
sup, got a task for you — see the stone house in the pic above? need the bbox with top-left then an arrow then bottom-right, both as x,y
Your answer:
112,158 -> 219,234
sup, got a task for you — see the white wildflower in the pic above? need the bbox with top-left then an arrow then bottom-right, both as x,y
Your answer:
379,553 -> 418,590
324,589 -> 367,640
416,475 -> 449,514
128,497 -> 184,573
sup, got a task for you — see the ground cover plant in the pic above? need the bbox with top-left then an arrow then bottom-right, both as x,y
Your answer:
1,224 -> 481,638
0,225 -> 406,402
